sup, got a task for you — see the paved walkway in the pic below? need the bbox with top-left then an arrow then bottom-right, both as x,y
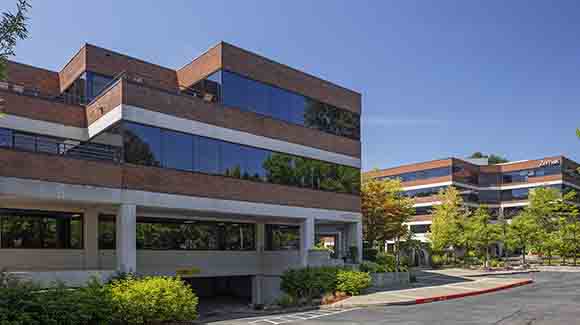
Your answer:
329,277 -> 532,307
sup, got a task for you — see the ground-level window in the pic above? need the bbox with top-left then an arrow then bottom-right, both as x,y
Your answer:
98,216 -> 255,251
265,224 -> 300,251
0,209 -> 83,249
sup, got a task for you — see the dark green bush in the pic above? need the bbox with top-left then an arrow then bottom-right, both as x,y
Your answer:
363,248 -> 379,261
359,261 -> 386,273
280,266 -> 341,301
0,277 -> 113,325
335,270 -> 371,296
375,253 -> 396,268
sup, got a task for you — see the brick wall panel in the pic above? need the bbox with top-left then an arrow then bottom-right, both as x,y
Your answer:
1,91 -> 86,128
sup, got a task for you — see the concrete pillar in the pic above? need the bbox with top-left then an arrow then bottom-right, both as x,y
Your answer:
300,217 -> 315,267
116,204 -> 136,273
252,275 -> 263,305
348,221 -> 363,263
83,208 -> 99,269
256,223 -> 265,253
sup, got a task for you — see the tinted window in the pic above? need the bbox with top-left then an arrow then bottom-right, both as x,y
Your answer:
265,224 -> 300,251
502,166 -> 561,184
410,224 -> 430,234
381,167 -> 451,183
219,70 -> 360,140
123,123 -> 162,167
403,186 -> 446,198
98,215 -> 115,250
414,206 -> 433,215
101,216 -> 254,251
122,122 -> 360,195
86,72 -> 113,101
0,210 -> 82,249
0,128 -> 12,147
162,130 -> 194,171
195,136 -> 220,174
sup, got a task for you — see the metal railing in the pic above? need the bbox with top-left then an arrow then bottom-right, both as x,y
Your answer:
0,80 -> 87,106
3,131 -> 121,163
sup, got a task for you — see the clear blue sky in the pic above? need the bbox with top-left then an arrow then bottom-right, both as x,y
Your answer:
4,1 -> 580,170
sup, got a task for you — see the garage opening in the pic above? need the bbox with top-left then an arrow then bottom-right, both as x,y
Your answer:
185,276 -> 253,318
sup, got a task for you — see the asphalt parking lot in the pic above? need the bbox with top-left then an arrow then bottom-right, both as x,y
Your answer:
210,272 -> 580,325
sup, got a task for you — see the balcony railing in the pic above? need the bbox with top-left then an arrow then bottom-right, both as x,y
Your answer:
0,80 -> 86,106
1,131 -> 121,163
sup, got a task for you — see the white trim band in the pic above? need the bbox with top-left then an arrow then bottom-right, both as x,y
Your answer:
0,176 -> 361,222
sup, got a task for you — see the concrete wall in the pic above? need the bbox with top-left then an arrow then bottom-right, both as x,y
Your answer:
0,249 -> 86,271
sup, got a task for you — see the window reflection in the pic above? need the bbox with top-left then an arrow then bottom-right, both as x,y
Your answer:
192,70 -> 360,140
265,224 -> 300,250
379,167 -> 451,183
0,209 -> 82,249
122,122 -> 360,195
98,216 -> 255,251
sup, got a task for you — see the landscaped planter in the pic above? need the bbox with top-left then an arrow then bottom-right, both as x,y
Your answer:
370,272 -> 410,288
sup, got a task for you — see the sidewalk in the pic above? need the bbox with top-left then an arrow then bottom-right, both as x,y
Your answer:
329,277 -> 532,307
422,267 -> 539,278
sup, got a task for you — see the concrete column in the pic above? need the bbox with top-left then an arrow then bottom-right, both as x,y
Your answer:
83,208 -> 99,269
116,204 -> 137,273
348,221 -> 363,263
252,275 -> 263,305
256,223 -> 265,253
300,217 -> 315,267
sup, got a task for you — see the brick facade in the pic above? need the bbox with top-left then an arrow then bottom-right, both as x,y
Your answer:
0,149 -> 359,212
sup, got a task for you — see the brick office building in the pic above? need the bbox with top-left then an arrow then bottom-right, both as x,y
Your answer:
365,156 -> 580,263
0,42 -> 363,304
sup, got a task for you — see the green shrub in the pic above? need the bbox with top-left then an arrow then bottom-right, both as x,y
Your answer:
335,270 -> 371,296
375,252 -> 396,268
431,254 -> 444,268
276,294 -> 297,307
280,266 -> 341,301
363,248 -> 379,261
110,275 -> 198,324
0,276 -> 112,325
359,261 -> 386,273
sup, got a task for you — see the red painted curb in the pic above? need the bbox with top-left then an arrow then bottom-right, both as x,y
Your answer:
413,279 -> 533,305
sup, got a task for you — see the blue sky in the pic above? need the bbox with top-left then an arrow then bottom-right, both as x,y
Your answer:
4,1 -> 580,170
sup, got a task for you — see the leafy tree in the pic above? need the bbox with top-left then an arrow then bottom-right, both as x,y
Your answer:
465,206 -> 501,267
506,212 -> 540,265
468,152 -> 509,165
361,177 -> 414,270
534,228 -> 560,266
526,187 -> 575,231
428,186 -> 469,262
0,0 -> 30,81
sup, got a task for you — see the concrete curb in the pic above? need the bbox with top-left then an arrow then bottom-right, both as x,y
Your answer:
332,279 -> 533,308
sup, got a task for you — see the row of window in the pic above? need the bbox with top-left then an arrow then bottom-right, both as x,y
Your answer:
190,70 -> 360,140
98,217 -> 300,251
122,122 -> 360,194
0,209 -> 302,251
453,164 -> 563,186
379,167 -> 451,183
0,210 -> 83,249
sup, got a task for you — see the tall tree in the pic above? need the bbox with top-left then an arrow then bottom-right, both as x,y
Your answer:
361,177 -> 414,269
468,152 -> 509,165
428,186 -> 469,261
465,206 -> 501,267
0,0 -> 30,116
506,212 -> 540,265
0,0 -> 30,80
